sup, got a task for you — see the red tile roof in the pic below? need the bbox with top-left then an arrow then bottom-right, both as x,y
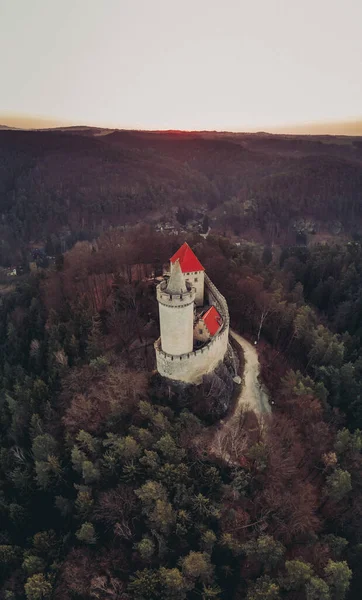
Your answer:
202,306 -> 223,336
170,242 -> 204,273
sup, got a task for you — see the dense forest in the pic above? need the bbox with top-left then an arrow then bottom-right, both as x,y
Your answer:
1,128 -> 362,265
1,227 -> 362,599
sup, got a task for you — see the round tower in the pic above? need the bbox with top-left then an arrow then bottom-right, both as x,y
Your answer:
157,259 -> 196,356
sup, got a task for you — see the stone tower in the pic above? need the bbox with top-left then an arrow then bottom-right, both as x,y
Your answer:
156,258 -> 196,356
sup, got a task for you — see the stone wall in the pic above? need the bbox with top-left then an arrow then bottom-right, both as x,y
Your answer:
204,274 -> 230,328
155,275 -> 230,384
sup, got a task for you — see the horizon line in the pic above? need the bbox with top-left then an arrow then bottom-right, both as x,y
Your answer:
1,113 -> 362,136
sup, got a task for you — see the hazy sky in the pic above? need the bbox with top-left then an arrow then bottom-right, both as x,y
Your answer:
1,0 -> 362,131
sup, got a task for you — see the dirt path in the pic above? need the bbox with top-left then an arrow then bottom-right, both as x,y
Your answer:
208,330 -> 271,462
230,330 -> 271,417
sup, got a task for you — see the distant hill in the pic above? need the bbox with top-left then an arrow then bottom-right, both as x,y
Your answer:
274,119 -> 362,136
1,127 -> 362,264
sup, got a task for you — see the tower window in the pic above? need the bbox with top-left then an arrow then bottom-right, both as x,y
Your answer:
199,328 -> 203,334
195,277 -> 198,282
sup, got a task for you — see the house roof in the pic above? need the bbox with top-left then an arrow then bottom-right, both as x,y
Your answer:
170,242 -> 204,273
202,306 -> 223,336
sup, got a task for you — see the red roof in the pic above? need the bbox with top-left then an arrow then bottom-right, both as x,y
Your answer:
170,242 -> 204,273
202,306 -> 223,336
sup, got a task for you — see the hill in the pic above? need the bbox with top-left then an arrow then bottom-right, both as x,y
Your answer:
0,229 -> 361,599
1,127 -> 362,263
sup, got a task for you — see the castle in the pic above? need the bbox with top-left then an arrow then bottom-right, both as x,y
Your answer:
154,242 -> 230,384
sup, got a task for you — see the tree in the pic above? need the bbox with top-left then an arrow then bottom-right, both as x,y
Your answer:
71,445 -> 100,484
159,567 -> 188,600
94,485 -> 135,539
76,522 -> 96,545
149,499 -> 175,534
32,434 -> 58,462
282,560 -> 314,591
154,433 -> 185,463
248,442 -> 268,471
192,493 -> 217,519
324,560 -> 352,600
81,460 -> 100,484
86,316 -> 103,360
22,554 -> 46,575
9,503 -> 28,527
128,569 -> 160,599
322,535 -> 348,559
255,289 -> 280,342
231,468 -> 251,496
181,551 -> 213,583
75,487 -> 94,519
24,574 -> 52,600
335,428 -> 362,458
33,531 -> 58,557
201,584 -> 222,599
55,495 -> 73,518
135,480 -> 168,508
136,537 -> 155,561
0,545 -> 21,572
242,535 -> 285,571
103,433 -> 142,467
89,575 -> 127,599
220,533 -> 243,556
35,455 -> 62,490
247,575 -> 280,600
305,577 -> 331,600
325,469 -> 352,503
308,326 -> 345,369
201,530 -> 217,553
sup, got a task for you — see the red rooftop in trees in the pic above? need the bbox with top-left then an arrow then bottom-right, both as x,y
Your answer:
170,242 -> 204,273
202,306 -> 223,336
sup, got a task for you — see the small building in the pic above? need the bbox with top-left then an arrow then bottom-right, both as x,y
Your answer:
170,242 -> 205,306
194,306 -> 223,343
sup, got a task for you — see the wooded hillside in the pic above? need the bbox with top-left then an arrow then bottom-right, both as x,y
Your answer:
1,128 -> 362,264
1,230 -> 362,599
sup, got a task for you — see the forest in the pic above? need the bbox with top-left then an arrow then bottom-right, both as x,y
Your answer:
1,128 -> 362,265
0,227 -> 362,599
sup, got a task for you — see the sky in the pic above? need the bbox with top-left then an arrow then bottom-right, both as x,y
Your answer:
1,0 -> 362,133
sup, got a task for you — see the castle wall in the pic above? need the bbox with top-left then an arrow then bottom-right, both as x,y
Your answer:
155,324 -> 229,384
204,274 -> 230,328
155,275 -> 230,384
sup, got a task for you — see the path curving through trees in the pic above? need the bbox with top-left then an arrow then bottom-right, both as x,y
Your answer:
209,330 -> 271,462
230,330 -> 271,417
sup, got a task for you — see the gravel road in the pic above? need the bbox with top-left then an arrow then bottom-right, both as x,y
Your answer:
230,329 -> 271,416
208,330 -> 271,463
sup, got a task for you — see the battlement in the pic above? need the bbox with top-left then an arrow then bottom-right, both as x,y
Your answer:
156,280 -> 195,307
